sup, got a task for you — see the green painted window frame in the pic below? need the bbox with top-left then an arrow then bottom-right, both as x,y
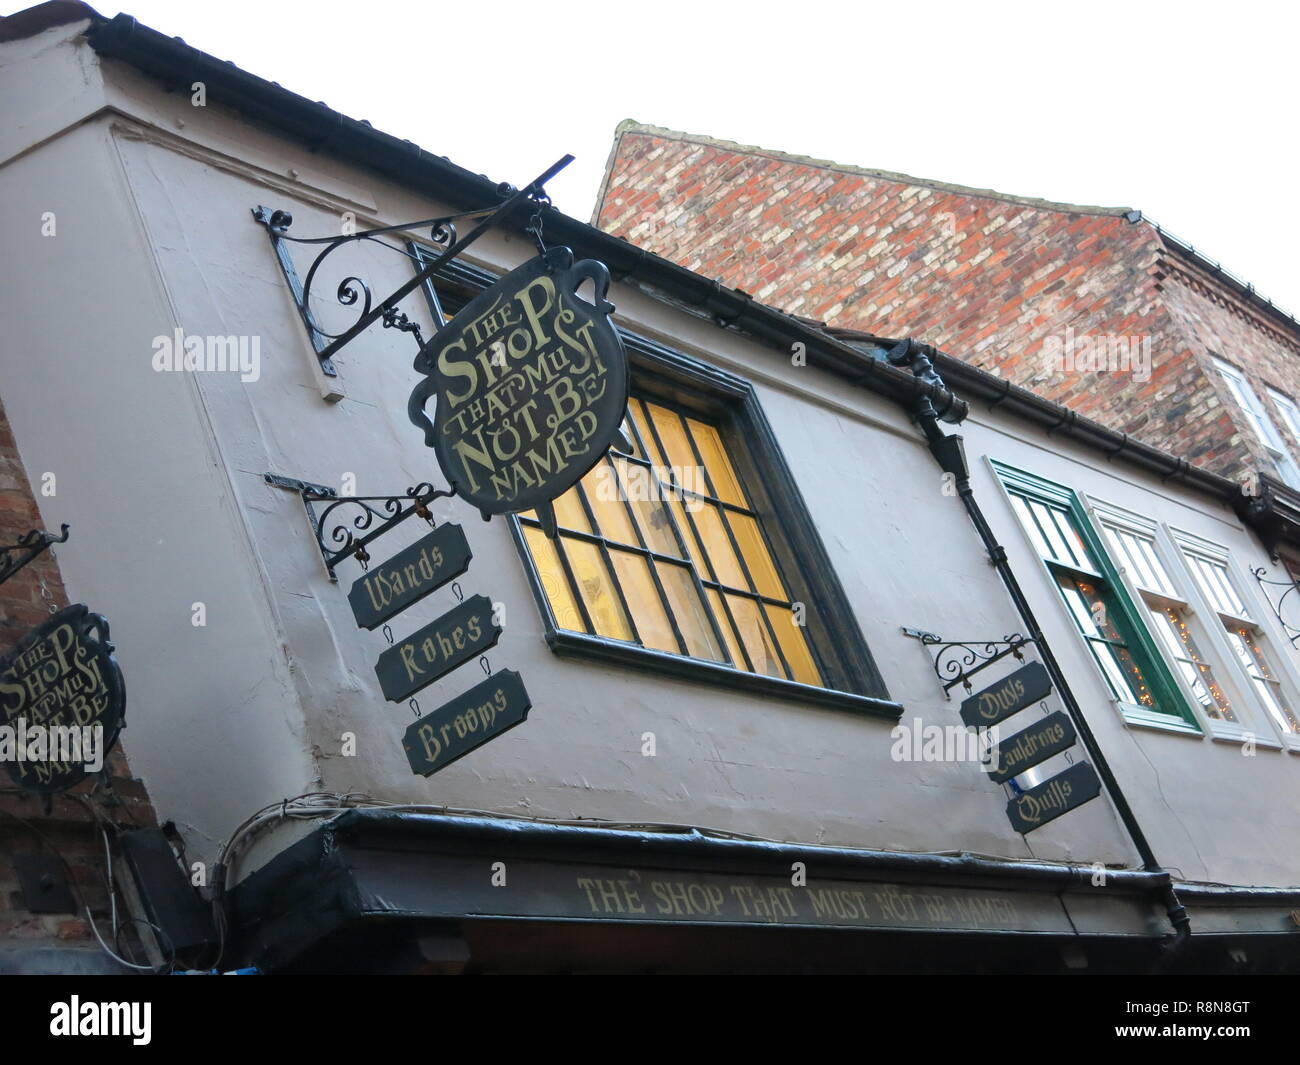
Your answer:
992,462 -> 1202,735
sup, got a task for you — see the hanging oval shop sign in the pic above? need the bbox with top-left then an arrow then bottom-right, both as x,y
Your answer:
407,247 -> 629,529
0,605 -> 125,794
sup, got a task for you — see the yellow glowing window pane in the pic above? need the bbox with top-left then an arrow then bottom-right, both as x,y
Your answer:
668,496 -> 707,566
693,504 -> 746,589
706,589 -> 747,669
688,417 -> 745,506
608,549 -> 678,653
656,561 -> 724,662
579,460 -> 637,545
648,403 -> 699,477
764,603 -> 821,686
612,456 -> 681,558
629,399 -> 667,467
727,511 -> 786,599
726,594 -> 784,679
563,538 -> 632,641
550,486 -> 591,534
522,526 -> 584,633
518,394 -> 836,690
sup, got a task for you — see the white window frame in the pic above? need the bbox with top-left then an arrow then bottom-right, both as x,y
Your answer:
1170,529 -> 1300,753
1212,357 -> 1300,488
1084,498 -> 1271,745
1266,386 -> 1300,450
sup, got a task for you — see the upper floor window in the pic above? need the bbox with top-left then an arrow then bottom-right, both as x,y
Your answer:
1178,539 -> 1300,744
1266,387 -> 1300,454
994,464 -> 1201,734
1100,518 -> 1237,724
411,245 -> 897,717
1212,358 -> 1300,487
518,395 -> 819,684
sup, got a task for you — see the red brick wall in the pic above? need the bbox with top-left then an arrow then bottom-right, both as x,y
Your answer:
0,395 -> 154,969
595,124 -> 1297,483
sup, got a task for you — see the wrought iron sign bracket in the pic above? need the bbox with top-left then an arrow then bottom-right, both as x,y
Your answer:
1250,566 -> 1300,647
265,473 -> 455,581
252,154 -> 573,374
901,627 -> 1036,698
0,524 -> 69,586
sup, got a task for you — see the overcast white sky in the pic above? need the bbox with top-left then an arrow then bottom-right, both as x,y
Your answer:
46,1 -> 1300,311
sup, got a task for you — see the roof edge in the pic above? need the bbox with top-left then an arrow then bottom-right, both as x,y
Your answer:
605,120 -> 1135,219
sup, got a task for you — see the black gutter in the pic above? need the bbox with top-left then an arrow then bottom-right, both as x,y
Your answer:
891,338 -> 1192,960
320,807 -> 1170,892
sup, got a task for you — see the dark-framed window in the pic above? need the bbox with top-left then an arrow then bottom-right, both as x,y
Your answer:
411,245 -> 898,718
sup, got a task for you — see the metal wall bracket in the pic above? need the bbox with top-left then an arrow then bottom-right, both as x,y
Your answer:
251,154 -> 572,372
1250,567 -> 1300,647
265,473 -> 455,581
0,524 -> 68,586
902,627 -> 1035,697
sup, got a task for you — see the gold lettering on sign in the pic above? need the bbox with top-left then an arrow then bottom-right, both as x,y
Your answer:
436,275 -> 609,502
399,613 -> 485,684
360,542 -> 444,614
1013,777 -> 1075,826
571,875 -> 1024,928
977,676 -> 1027,720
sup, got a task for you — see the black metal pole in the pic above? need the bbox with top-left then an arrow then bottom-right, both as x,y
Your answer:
895,339 -> 1190,955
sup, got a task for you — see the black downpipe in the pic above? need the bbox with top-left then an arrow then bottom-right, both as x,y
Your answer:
891,340 -> 1192,960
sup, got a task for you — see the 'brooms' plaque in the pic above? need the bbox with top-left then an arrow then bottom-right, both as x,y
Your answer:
403,669 -> 532,777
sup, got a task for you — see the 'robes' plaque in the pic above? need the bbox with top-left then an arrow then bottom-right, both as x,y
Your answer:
0,605 -> 125,793
348,524 -> 472,630
403,669 -> 532,777
407,247 -> 629,524
986,711 -> 1077,785
1005,761 -> 1101,834
374,594 -> 501,702
960,661 -> 1051,729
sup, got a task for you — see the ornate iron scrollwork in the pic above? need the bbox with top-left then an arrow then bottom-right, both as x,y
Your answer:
902,627 -> 1035,696
265,474 -> 456,581
0,524 -> 69,586
1250,566 -> 1300,647
252,155 -> 572,375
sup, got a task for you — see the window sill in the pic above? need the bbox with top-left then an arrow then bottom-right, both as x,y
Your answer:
1116,702 -> 1204,737
1208,722 -> 1283,750
544,629 -> 904,721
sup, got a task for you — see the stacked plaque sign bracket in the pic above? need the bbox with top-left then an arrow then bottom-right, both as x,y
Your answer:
264,474 -> 457,581
957,661 -> 1103,835
901,627 -> 1036,696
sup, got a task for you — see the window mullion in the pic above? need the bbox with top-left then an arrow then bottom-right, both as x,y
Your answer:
606,455 -> 689,656
676,409 -> 795,680
641,407 -> 756,673
571,482 -> 644,647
